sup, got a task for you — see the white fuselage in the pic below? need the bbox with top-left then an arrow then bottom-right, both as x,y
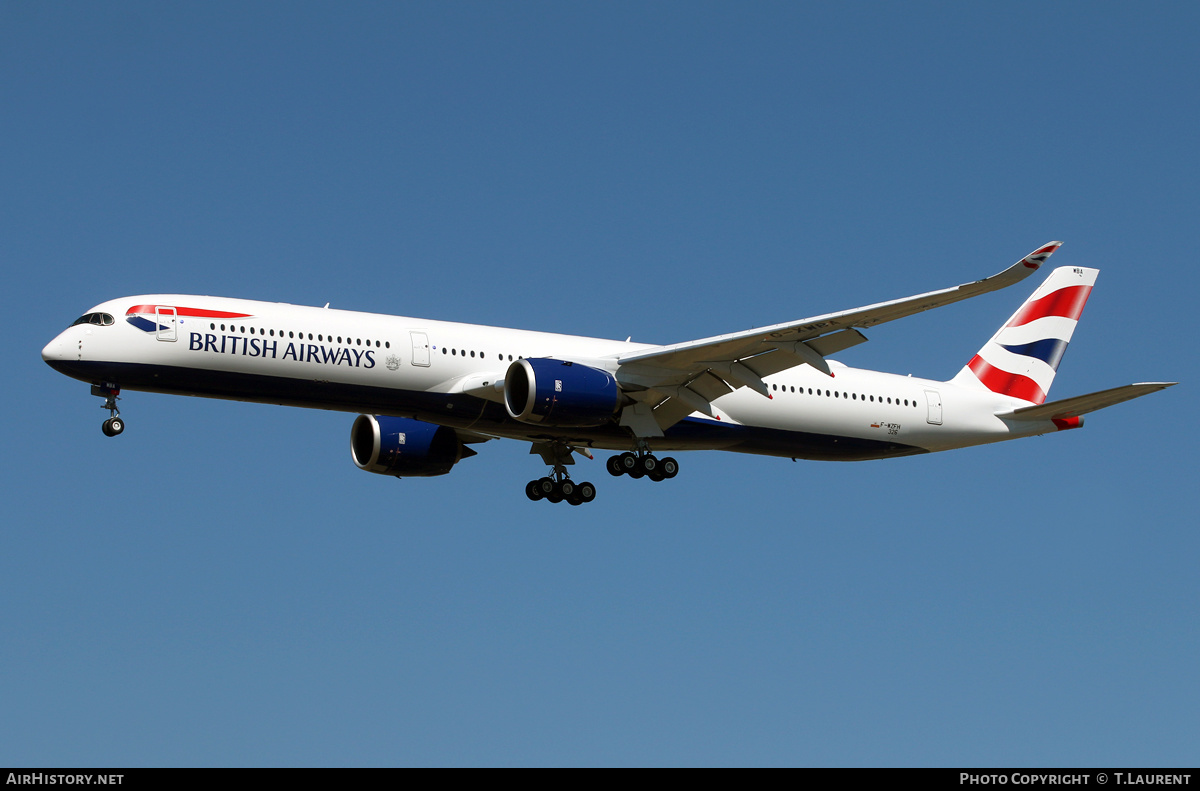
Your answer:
42,294 -> 1059,461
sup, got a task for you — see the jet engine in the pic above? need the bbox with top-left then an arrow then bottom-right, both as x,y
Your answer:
350,415 -> 474,477
503,358 -> 621,427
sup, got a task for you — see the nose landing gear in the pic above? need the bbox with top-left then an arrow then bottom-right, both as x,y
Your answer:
92,383 -> 124,437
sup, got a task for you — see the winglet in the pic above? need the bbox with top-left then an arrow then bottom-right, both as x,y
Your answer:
1021,241 -> 1062,270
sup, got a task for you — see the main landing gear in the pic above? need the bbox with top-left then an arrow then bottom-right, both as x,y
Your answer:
525,468 -> 597,506
522,442 -> 677,505
92,383 -> 124,437
525,441 -> 598,506
606,450 -> 679,482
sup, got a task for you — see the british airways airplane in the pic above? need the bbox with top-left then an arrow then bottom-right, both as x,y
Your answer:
42,243 -> 1173,505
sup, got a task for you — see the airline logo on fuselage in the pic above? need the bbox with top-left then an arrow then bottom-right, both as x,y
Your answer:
132,303 -> 380,369
126,304 -> 250,333
187,332 -> 376,368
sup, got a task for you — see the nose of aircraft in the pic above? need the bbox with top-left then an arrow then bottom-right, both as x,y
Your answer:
42,332 -> 68,364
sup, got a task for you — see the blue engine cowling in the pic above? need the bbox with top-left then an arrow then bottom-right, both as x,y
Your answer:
504,358 -> 620,427
351,415 -> 474,477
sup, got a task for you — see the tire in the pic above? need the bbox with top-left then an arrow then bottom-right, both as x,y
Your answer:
537,477 -> 556,496
606,456 -> 624,477
660,457 -> 679,478
560,480 -> 576,498
109,418 -> 124,435
578,482 -> 597,503
642,455 -> 658,473
566,492 -> 584,506
619,452 -> 638,472
648,469 -> 664,482
526,480 -> 544,501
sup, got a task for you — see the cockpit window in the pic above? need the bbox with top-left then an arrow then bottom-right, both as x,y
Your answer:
71,313 -> 115,327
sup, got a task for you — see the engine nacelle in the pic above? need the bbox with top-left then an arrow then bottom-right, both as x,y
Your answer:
504,358 -> 620,427
351,415 -> 472,477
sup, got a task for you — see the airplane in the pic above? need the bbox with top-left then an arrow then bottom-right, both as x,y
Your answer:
41,242 -> 1174,505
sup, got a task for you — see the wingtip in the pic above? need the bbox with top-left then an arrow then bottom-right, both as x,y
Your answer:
1022,241 -> 1063,269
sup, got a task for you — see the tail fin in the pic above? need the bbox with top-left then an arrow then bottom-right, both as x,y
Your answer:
950,264 -> 1097,404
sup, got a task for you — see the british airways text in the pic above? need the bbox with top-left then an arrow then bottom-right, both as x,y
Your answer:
188,333 -> 376,368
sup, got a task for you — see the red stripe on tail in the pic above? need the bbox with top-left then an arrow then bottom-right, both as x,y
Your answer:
1006,285 -> 1092,327
968,355 -> 1047,404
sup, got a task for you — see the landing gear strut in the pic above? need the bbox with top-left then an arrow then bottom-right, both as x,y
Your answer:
607,446 -> 678,482
525,441 -> 597,506
93,383 -> 124,437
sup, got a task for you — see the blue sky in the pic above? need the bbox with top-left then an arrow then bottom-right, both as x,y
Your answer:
3,2 -> 1196,766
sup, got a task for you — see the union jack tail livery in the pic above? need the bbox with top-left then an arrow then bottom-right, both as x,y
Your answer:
951,263 -> 1096,405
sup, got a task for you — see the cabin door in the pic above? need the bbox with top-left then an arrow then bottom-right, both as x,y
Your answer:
410,331 -> 430,366
925,389 -> 943,425
155,306 -> 178,342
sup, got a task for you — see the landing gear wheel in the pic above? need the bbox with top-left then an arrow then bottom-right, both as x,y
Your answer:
546,480 -> 564,504
619,452 -> 638,473
606,456 -> 624,477
660,457 -> 679,479
648,469 -> 665,482
578,481 -> 597,503
536,477 -> 556,497
642,454 -> 659,474
566,491 -> 584,506
526,480 -> 544,501
101,417 -> 124,437
629,458 -> 645,479
559,480 -> 576,499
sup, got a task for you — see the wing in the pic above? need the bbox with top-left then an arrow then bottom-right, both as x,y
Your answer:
612,242 -> 1063,435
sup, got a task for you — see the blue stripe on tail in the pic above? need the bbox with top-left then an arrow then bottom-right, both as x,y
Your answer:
999,338 -> 1069,371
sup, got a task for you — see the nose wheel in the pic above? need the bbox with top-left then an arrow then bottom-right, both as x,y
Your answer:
92,383 -> 124,437
607,451 -> 678,482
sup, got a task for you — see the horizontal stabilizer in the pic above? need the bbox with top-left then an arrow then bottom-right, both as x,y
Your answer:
997,382 -> 1176,421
